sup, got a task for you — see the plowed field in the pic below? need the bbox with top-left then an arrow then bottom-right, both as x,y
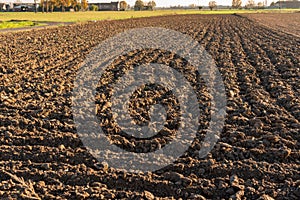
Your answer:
0,14 -> 299,199
244,13 -> 300,37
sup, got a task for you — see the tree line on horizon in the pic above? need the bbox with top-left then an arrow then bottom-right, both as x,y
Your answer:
39,0 -> 88,12
7,0 -> 283,13
38,0 -> 156,12
208,0 -> 273,10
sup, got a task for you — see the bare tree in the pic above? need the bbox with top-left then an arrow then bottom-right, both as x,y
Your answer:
147,1 -> 156,10
209,1 -> 217,10
34,0 -> 37,12
232,0 -> 242,9
189,4 -> 197,8
246,0 -> 255,9
257,2 -> 264,7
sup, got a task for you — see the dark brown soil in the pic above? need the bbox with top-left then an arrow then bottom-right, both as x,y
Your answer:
0,14 -> 299,199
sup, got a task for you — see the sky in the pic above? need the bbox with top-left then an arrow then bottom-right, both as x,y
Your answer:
1,0 -> 272,7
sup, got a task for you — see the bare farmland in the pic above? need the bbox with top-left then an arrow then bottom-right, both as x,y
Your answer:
0,14 -> 299,199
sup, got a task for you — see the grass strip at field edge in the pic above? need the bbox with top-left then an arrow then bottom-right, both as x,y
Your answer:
0,20 -> 46,29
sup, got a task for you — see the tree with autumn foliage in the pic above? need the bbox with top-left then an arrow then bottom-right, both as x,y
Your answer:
48,0 -> 57,12
120,1 -> 128,11
39,0 -> 90,12
70,0 -> 80,11
59,0 -> 71,12
81,0 -> 88,11
134,0 -> 144,10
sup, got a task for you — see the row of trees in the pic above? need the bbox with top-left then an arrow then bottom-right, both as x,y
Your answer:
39,0 -> 271,12
245,0 -> 267,9
237,0 -> 268,8
232,0 -> 242,8
39,0 -> 156,12
209,0 -> 269,10
40,0 -> 88,12
134,0 -> 156,11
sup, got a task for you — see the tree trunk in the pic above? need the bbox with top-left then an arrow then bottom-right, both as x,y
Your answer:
46,0 -> 48,12
34,0 -> 37,13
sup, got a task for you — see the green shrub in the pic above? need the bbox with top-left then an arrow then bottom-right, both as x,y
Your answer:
90,5 -> 98,11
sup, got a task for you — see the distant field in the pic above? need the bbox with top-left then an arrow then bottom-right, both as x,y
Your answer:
0,9 -> 299,23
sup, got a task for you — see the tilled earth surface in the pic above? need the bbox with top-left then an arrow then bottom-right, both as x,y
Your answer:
0,14 -> 299,199
243,13 -> 300,37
